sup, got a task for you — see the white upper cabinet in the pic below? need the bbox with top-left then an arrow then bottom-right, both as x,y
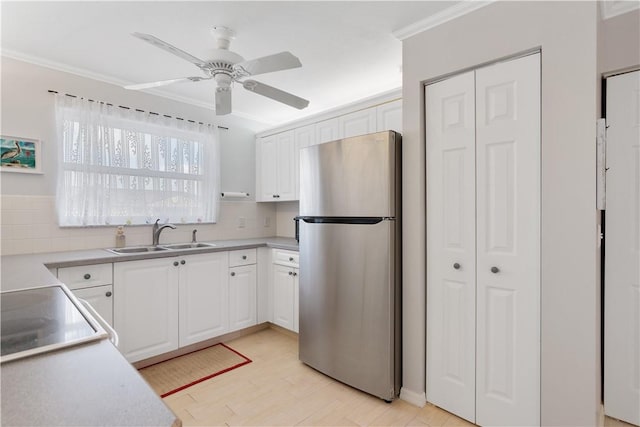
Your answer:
257,130 -> 296,201
339,108 -> 377,139
376,99 -> 403,133
295,123 -> 316,150
315,117 -> 341,144
257,135 -> 278,201
256,95 -> 402,202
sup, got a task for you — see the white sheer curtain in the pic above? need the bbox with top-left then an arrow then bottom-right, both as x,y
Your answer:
55,95 -> 220,226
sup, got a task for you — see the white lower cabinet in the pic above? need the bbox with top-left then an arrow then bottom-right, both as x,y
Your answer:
271,249 -> 300,333
114,252 -> 229,362
178,252 -> 229,347
58,263 -> 114,327
113,250 -> 260,362
229,265 -> 257,332
114,257 -> 180,362
73,285 -> 114,326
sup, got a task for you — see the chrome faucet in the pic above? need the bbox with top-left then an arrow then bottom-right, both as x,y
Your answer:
152,219 -> 176,246
191,229 -> 198,244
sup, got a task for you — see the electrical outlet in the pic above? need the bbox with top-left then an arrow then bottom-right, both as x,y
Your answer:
238,217 -> 246,228
264,217 -> 271,227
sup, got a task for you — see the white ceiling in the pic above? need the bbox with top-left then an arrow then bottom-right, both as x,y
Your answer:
1,1 -> 457,130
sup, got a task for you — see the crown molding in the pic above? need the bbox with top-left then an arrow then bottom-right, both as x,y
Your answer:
256,87 -> 402,138
1,49 -> 273,129
392,1 -> 494,41
600,0 -> 640,20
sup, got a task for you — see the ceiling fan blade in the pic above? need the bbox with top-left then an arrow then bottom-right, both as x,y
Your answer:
132,33 -> 207,68
215,88 -> 232,115
234,52 -> 302,76
242,80 -> 309,110
124,77 -> 210,90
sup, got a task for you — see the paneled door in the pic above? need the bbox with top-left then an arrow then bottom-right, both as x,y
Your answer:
425,52 -> 540,427
425,70 -> 477,422
475,53 -> 540,427
604,69 -> 640,427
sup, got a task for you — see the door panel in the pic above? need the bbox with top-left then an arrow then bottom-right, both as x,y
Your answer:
604,69 -> 640,426
425,71 -> 476,423
299,131 -> 398,217
298,220 -> 396,400
258,136 -> 277,200
475,53 -> 540,427
276,131 -> 296,201
179,252 -> 229,347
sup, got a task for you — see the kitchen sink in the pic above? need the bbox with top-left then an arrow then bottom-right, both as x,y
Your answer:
107,246 -> 170,254
160,242 -> 217,250
107,242 -> 217,254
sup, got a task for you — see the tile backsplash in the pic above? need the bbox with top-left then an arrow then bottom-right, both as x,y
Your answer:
1,195 -> 277,256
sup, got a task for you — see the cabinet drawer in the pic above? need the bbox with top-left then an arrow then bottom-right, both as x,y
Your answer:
229,249 -> 257,267
58,264 -> 113,290
272,249 -> 299,267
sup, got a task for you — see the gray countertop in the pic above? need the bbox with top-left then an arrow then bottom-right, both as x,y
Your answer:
0,236 -> 298,426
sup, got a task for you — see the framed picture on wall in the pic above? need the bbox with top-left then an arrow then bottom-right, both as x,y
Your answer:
0,136 -> 42,174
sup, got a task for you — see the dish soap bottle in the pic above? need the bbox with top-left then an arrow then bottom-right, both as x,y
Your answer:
115,226 -> 126,248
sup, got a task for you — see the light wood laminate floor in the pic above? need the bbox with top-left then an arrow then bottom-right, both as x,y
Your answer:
158,327 -> 474,426
155,328 -> 633,427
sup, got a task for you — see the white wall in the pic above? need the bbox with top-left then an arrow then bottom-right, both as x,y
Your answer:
0,57 -> 276,255
597,8 -> 640,76
402,2 -> 599,425
276,201 -> 299,238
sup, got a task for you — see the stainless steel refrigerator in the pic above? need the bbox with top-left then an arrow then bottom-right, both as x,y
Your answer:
298,130 -> 401,401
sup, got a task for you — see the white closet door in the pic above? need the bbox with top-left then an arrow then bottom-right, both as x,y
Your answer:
426,71 -> 477,423
604,69 -> 640,427
475,53 -> 540,426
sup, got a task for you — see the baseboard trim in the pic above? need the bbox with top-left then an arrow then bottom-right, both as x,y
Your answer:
400,387 -> 427,407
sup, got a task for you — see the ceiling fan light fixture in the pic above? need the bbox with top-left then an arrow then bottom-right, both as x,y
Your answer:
127,27 -> 309,114
212,26 -> 235,50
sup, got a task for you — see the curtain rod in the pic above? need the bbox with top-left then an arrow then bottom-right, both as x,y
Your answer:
47,90 -> 228,130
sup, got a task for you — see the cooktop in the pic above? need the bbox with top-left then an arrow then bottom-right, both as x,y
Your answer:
1,285 -> 108,363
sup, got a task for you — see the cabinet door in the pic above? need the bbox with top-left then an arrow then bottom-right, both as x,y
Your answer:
295,124 -> 316,199
178,252 -> 229,347
293,268 -> 299,333
73,284 -> 113,327
114,258 -> 179,362
604,70 -> 640,426
376,99 -> 402,133
257,135 -> 278,201
272,264 -> 296,331
425,71 -> 477,423
276,130 -> 296,201
229,265 -> 257,332
316,117 -> 341,144
339,108 -> 376,138
475,53 -> 540,427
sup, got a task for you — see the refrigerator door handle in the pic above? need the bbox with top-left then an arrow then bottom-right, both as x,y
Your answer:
298,216 -> 389,225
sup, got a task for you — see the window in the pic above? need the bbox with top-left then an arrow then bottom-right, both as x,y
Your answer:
55,95 -> 219,226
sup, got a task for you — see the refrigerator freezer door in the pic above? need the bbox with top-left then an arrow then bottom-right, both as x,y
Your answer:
299,131 -> 399,218
298,219 -> 399,400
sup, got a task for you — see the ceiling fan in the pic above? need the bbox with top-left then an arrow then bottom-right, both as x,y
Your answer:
124,26 -> 309,115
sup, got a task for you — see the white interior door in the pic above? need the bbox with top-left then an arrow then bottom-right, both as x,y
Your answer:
604,69 -> 640,427
475,53 -> 540,427
425,71 -> 477,423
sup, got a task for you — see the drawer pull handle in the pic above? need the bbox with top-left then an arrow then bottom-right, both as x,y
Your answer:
231,272 -> 236,277
289,257 -> 294,262
242,255 -> 247,260
180,260 -> 186,265
453,263 -> 461,270
173,261 -> 179,266
105,291 -> 112,297
491,266 -> 500,274
293,272 -> 298,277
288,271 -> 293,276
84,273 -> 91,280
